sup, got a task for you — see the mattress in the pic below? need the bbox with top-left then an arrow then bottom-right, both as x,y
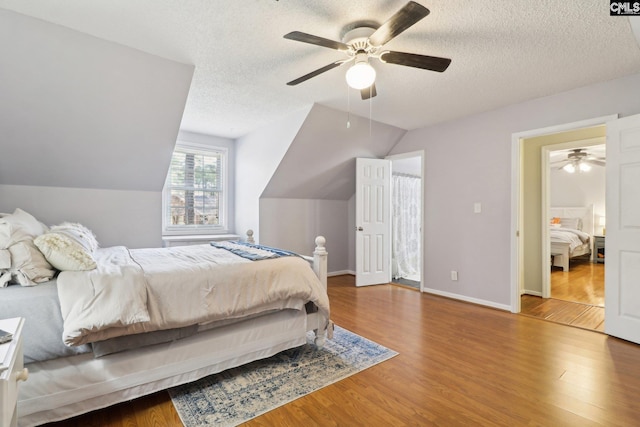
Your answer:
0,280 -> 92,363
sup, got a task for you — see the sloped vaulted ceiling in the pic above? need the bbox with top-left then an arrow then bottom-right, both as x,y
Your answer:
0,9 -> 194,191
262,104 -> 406,200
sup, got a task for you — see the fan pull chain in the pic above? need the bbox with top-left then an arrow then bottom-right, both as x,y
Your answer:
346,84 -> 351,129
369,85 -> 372,142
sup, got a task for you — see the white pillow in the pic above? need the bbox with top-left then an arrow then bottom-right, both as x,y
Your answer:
559,217 -> 583,231
34,223 -> 99,271
0,208 -> 48,248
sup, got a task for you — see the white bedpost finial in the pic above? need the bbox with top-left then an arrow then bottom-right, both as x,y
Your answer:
313,236 -> 328,291
246,229 -> 255,244
314,236 -> 327,254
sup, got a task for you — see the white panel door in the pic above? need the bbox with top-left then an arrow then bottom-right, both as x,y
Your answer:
356,158 -> 391,287
605,113 -> 640,344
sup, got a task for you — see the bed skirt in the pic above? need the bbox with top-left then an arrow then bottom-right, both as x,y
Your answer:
18,309 -> 308,427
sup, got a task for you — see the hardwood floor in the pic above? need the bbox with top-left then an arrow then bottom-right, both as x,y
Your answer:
521,260 -> 605,332
45,274 -> 640,427
550,259 -> 604,306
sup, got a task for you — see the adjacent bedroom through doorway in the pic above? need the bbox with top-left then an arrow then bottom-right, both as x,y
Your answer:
518,125 -> 606,332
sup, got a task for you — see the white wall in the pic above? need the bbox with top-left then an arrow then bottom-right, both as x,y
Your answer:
385,72 -> 640,308
0,9 -> 193,192
262,104 -> 406,200
258,104 -> 405,274
550,166 -> 606,230
259,198 -> 349,273
0,132 -> 235,249
0,9 -> 194,249
0,185 -> 162,248
234,107 -> 311,242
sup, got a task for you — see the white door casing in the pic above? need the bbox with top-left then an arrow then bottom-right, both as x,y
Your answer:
356,158 -> 392,287
605,113 -> 640,344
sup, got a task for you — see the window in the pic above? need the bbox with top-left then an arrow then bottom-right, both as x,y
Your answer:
163,142 -> 227,234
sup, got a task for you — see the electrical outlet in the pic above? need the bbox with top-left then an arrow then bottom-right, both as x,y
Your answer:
450,270 -> 458,281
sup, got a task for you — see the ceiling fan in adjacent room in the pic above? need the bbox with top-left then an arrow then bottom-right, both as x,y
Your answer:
551,148 -> 606,173
283,1 -> 451,100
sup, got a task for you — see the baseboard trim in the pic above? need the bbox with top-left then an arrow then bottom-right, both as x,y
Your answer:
329,275 -> 510,311
523,290 -> 542,297
328,270 -> 355,277
422,287 -> 511,312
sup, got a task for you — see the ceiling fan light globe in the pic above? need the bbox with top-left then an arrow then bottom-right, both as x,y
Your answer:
346,62 -> 376,90
579,162 -> 591,172
563,163 -> 576,173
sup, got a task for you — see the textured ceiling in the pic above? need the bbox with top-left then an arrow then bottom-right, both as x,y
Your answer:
2,1 -> 640,138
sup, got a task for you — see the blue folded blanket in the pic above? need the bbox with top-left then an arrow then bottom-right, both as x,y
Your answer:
210,241 -> 298,261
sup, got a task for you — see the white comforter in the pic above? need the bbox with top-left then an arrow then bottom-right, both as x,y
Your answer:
57,244 -> 330,346
550,227 -> 590,252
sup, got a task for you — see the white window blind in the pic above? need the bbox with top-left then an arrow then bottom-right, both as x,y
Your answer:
164,143 -> 226,232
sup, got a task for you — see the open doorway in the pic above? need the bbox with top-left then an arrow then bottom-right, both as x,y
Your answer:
521,137 -> 607,331
547,143 -> 605,308
388,152 -> 424,291
511,115 -> 616,331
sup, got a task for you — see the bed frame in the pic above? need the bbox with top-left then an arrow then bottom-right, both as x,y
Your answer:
550,206 -> 593,271
17,234 -> 330,427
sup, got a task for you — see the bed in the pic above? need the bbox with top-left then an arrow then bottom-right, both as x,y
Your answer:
0,209 -> 331,427
549,205 -> 594,271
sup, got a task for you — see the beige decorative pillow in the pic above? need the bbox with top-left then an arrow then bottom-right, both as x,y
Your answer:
0,208 -> 55,287
8,240 -> 56,287
0,249 -> 10,269
34,223 -> 99,271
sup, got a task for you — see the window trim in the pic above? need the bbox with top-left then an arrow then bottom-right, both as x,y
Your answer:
162,141 -> 229,236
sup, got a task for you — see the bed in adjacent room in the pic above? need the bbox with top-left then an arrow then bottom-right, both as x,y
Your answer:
0,208 -> 331,427
549,205 -> 594,271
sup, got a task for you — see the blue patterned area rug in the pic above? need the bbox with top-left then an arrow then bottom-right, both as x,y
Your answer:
168,326 -> 398,426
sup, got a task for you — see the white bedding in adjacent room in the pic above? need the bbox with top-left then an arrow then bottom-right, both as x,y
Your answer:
549,227 -> 590,252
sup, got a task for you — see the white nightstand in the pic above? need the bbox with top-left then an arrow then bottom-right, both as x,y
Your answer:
0,318 -> 28,427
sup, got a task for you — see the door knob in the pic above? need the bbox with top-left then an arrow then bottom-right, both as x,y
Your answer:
356,226 -> 363,231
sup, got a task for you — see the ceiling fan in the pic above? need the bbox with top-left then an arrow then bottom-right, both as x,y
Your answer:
551,148 -> 606,173
283,1 -> 451,100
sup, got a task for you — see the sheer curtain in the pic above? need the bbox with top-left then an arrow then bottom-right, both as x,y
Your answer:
392,173 -> 421,280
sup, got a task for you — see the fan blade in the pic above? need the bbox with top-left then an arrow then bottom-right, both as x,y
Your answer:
380,51 -> 451,72
361,83 -> 377,100
284,31 -> 350,51
586,159 -> 606,167
368,1 -> 430,47
286,60 -> 346,86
